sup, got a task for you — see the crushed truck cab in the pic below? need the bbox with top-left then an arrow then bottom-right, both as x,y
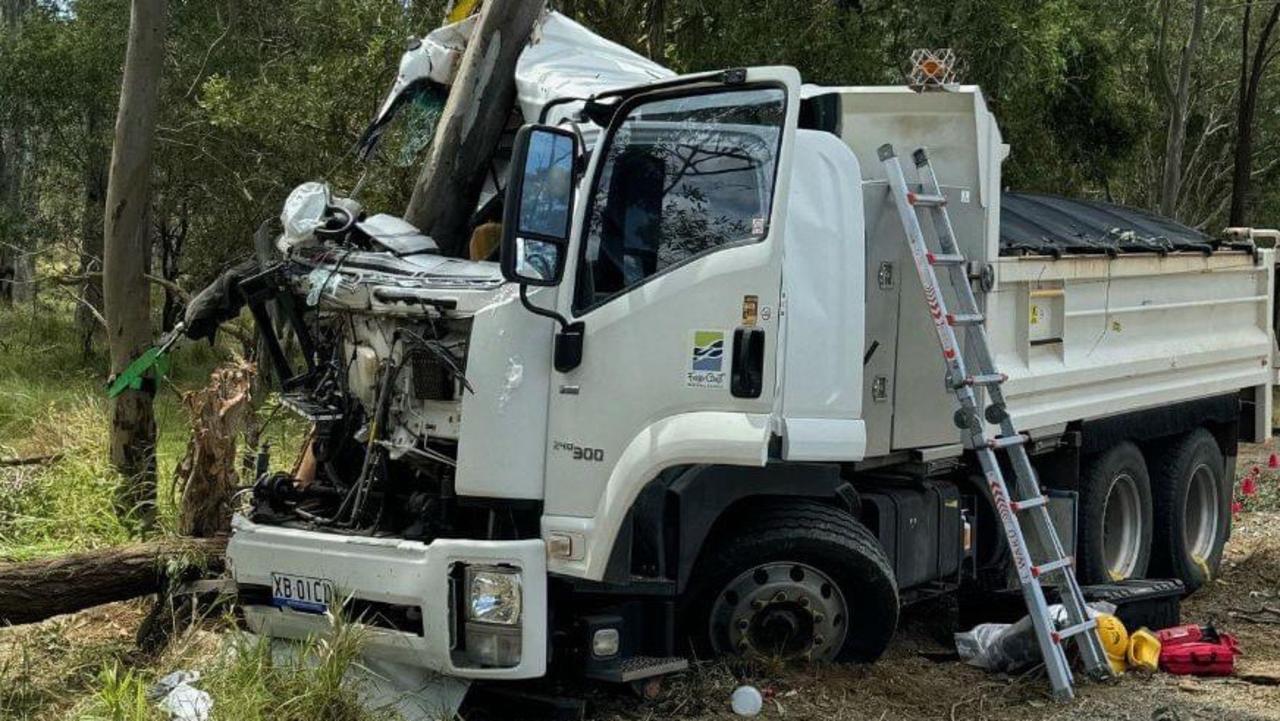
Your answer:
219,11 -> 1274,690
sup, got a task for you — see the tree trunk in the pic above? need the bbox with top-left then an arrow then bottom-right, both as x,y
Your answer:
1159,0 -> 1205,219
646,0 -> 665,63
0,0 -> 34,306
104,0 -> 167,527
403,0 -> 546,257
157,204 -> 188,331
0,124 -> 18,306
0,537 -> 226,626
176,359 -> 256,538
77,112 -> 109,355
1229,1 -> 1280,226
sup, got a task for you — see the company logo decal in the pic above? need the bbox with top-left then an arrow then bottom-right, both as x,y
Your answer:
688,330 -> 726,388
692,331 -> 724,371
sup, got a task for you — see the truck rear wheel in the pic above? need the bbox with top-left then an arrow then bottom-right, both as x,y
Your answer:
1151,428 -> 1229,593
1077,442 -> 1153,584
683,499 -> 899,663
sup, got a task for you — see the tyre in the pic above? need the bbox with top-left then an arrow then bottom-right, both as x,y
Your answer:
1151,428 -> 1230,593
1077,442 -> 1153,584
682,499 -> 899,663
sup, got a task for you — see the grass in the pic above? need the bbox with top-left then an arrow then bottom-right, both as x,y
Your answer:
0,303 -> 303,560
0,300 -> 374,720
1,604 -> 392,721
71,616 -> 386,721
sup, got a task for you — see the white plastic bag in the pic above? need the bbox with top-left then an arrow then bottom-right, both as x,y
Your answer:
151,670 -> 213,721
955,602 -> 1116,673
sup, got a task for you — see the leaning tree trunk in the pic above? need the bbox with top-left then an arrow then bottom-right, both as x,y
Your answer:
0,537 -> 226,626
104,0 -> 167,527
403,0 -> 546,257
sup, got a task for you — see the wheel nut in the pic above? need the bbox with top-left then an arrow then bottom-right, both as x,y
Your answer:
812,613 -> 825,623
814,635 -> 825,646
798,597 -> 810,608
751,599 -> 766,610
737,618 -> 750,631
772,591 -> 787,603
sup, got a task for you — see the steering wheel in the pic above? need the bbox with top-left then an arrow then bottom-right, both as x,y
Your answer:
314,204 -> 357,238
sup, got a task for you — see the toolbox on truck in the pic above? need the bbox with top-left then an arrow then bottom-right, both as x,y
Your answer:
1079,578 -> 1185,631
861,481 -> 963,589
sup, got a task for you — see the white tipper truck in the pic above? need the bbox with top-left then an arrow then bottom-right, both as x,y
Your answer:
219,13 -> 1275,687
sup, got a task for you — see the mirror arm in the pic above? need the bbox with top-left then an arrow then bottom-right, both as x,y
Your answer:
518,283 -> 571,331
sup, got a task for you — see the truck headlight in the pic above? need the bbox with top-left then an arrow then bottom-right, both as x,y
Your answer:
466,566 -> 522,626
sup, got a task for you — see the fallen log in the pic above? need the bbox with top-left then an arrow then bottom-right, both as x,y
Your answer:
0,536 -> 226,626
0,453 -> 64,467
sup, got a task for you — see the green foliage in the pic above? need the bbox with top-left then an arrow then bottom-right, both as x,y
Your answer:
84,664 -> 154,721
0,302 -> 305,561
568,0 -> 1277,224
67,618 -> 387,721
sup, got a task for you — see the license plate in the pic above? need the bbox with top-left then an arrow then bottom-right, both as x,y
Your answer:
271,572 -> 334,614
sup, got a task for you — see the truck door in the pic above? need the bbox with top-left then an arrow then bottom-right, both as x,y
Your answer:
541,67 -> 801,579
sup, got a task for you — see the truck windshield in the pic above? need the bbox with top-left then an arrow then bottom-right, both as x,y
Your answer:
575,86 -> 786,311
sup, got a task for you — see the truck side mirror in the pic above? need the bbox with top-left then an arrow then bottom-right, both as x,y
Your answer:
501,125 -> 578,287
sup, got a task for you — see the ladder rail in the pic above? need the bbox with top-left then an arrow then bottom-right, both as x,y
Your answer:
878,143 -> 1112,701
914,152 -> 1106,664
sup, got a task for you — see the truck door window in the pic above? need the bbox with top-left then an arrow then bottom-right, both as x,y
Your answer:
574,87 -> 786,312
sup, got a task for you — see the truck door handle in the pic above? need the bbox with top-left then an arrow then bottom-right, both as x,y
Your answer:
731,327 -> 765,399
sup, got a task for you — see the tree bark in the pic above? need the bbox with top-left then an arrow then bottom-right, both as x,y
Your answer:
646,0 -> 665,64
176,359 -> 256,538
104,0 -> 167,527
0,537 -> 226,626
403,0 -> 545,257
77,111 -> 109,355
1159,0 -> 1205,219
0,0 -> 35,306
1229,0 -> 1280,226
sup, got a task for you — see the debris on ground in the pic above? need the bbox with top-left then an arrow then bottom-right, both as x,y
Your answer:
730,685 -> 763,716
150,669 -> 212,721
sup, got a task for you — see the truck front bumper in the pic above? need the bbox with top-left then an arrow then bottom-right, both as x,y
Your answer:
226,515 -> 547,679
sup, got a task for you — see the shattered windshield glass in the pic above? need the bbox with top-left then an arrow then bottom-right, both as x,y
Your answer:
576,87 -> 786,310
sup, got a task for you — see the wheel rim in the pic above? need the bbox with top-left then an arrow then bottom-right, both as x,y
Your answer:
709,562 -> 848,662
1184,463 -> 1220,562
1102,473 -> 1143,579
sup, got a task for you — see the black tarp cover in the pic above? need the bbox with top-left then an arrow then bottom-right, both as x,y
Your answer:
1000,192 -> 1217,257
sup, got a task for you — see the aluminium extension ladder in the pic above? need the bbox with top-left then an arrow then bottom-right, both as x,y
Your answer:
877,143 -> 1111,701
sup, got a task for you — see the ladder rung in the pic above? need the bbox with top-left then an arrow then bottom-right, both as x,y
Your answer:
1010,495 -> 1048,512
1051,618 -> 1097,644
927,252 -> 966,266
987,433 -> 1027,449
880,146 -> 1111,700
960,373 -> 1007,387
907,191 -> 947,207
1031,556 -> 1074,578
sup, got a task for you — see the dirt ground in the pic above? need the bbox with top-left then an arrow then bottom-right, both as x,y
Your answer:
3,448 -> 1279,721
582,508 -> 1280,721
581,442 -> 1280,721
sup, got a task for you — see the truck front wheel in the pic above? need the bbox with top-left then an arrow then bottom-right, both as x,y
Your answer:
683,499 -> 899,663
1151,428 -> 1230,593
1077,442 -> 1153,584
